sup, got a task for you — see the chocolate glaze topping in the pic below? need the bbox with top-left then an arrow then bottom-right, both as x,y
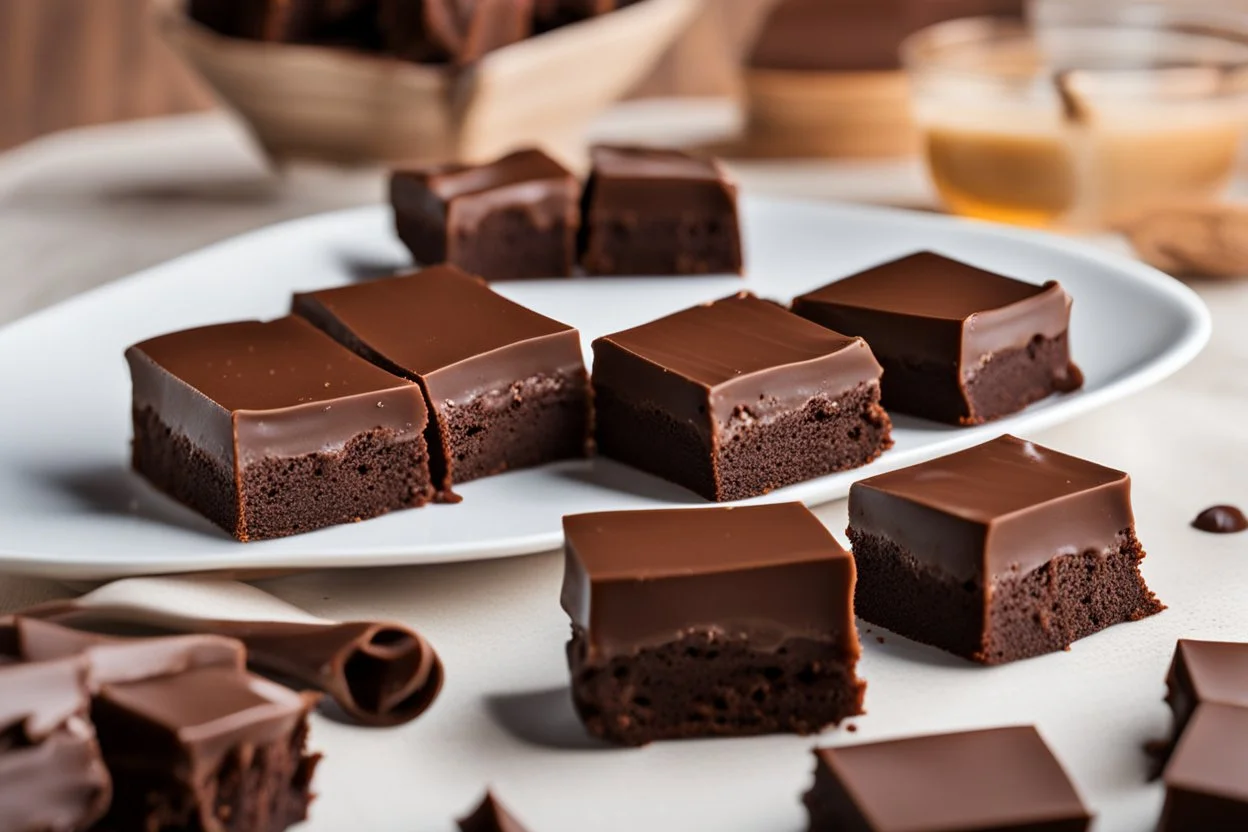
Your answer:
1191,504 -> 1248,533
561,503 -> 860,662
792,252 -> 1075,370
592,293 -> 883,432
127,316 -> 428,467
23,604 -> 443,727
850,435 -> 1132,582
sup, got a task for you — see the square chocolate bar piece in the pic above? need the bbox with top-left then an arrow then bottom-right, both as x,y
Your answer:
592,293 -> 892,501
580,145 -> 744,276
92,665 -> 318,832
561,503 -> 865,746
792,252 -> 1083,425
1160,703 -> 1248,830
1163,640 -> 1248,762
128,316 -> 434,541
294,266 -> 591,491
805,726 -> 1092,832
847,435 -> 1163,664
391,149 -> 579,280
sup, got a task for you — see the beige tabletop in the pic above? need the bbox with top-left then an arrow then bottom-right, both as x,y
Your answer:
2,99 -> 1246,831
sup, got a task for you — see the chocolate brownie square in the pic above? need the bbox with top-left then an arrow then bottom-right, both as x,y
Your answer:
1160,703 -> 1248,830
580,145 -> 744,276
792,252 -> 1083,425
127,316 -> 434,541
804,726 -> 1091,832
592,293 -> 892,501
294,266 -> 591,492
561,503 -> 865,746
91,666 -> 318,832
390,149 -> 580,280
1163,640 -> 1248,763
847,435 -> 1163,664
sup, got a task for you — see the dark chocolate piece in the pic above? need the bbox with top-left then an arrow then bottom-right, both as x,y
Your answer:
1160,703 -> 1248,830
1163,640 -> 1248,765
847,435 -> 1163,664
391,149 -> 580,280
294,266 -> 591,492
748,0 -> 1025,72
792,251 -> 1083,425
24,603 -> 444,728
0,654 -> 112,832
560,503 -> 865,746
1192,504 -> 1248,533
592,293 -> 892,501
380,0 -> 533,64
804,726 -> 1091,832
189,0 -> 380,45
458,791 -> 531,832
580,145 -> 744,276
127,315 -> 434,541
92,666 -> 319,832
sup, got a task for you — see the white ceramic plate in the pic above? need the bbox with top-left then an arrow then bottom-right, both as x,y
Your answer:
0,197 -> 1209,578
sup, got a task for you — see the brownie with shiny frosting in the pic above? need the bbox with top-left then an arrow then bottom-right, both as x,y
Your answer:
805,726 -> 1091,831
560,503 -> 865,745
294,265 -> 591,493
592,292 -> 891,501
127,315 -> 434,541
848,435 -> 1163,664
580,145 -> 744,276
792,251 -> 1083,425
391,148 -> 580,280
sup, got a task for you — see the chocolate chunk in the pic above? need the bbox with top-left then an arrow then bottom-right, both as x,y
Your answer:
0,655 -> 111,832
1163,640 -> 1248,765
22,605 -> 444,728
805,726 -> 1091,831
1192,504 -> 1248,533
792,252 -> 1083,425
127,316 -> 434,541
1160,703 -> 1248,830
391,149 -> 580,280
580,145 -> 744,276
92,666 -> 319,831
379,0 -> 533,64
749,0 -> 1025,72
592,293 -> 892,501
458,791 -> 531,832
294,266 -> 591,492
560,503 -> 865,746
847,435 -> 1164,664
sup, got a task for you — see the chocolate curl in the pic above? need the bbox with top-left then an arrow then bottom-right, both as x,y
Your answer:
19,579 -> 443,728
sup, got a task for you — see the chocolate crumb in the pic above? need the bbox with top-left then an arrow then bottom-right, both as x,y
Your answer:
846,723 -> 858,733
1192,505 -> 1248,534
876,636 -> 885,644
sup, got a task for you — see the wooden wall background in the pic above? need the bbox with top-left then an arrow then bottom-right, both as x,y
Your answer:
0,0 -> 770,152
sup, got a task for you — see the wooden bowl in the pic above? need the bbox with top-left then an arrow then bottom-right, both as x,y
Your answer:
741,68 -> 918,158
155,0 -> 702,168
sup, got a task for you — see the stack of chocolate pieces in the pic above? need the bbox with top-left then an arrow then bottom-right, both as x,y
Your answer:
189,0 -> 638,64
0,617 -> 318,832
1158,639 -> 1248,828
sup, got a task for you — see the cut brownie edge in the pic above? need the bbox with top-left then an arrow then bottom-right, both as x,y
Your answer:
133,407 -> 434,542
595,380 -> 892,502
963,332 -> 1083,425
567,628 -> 865,747
436,369 -> 592,485
849,528 -> 1163,665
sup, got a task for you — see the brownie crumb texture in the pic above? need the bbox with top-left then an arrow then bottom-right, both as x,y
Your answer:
596,381 -> 892,502
567,629 -> 865,746
133,407 -> 433,542
850,529 -> 1164,664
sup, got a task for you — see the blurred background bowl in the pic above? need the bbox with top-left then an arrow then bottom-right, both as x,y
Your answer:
154,0 -> 702,168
